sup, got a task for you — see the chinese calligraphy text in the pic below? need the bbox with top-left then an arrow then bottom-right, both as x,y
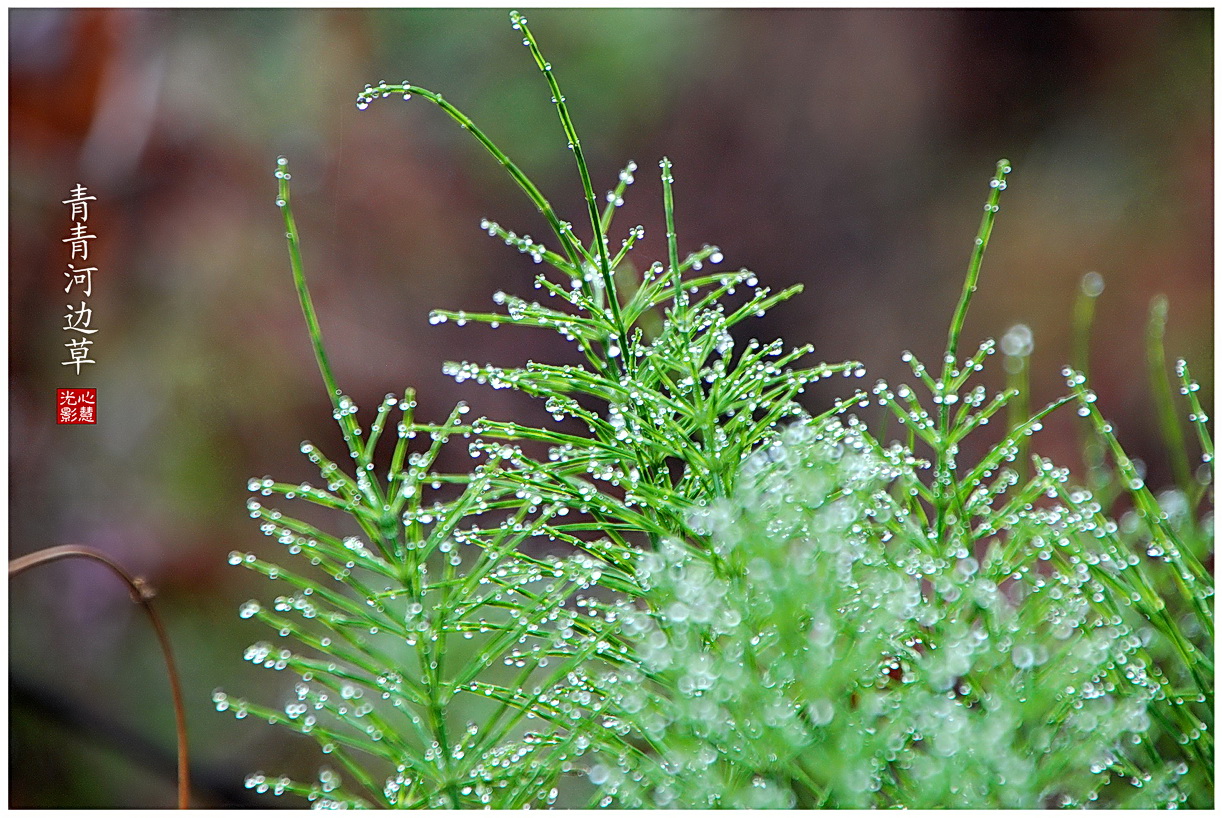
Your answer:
62,183 -> 98,373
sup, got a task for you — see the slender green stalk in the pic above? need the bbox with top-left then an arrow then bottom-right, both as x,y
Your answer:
1177,358 -> 1213,462
355,84 -> 590,285
1004,351 -> 1030,484
999,325 -> 1033,486
1072,271 -> 1103,381
511,11 -> 632,374
510,13 -> 617,293
356,77 -> 633,377
1072,272 -> 1109,490
942,159 -> 1011,379
661,157 -> 682,292
1146,295 -> 1193,494
933,159 -> 1011,540
276,158 -> 342,411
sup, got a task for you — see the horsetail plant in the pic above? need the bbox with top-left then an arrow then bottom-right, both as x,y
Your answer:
220,10 -> 1212,809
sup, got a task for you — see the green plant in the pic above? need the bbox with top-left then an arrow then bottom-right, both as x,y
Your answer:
219,10 -> 1212,808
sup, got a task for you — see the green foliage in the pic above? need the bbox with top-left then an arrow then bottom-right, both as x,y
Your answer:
593,415 -> 1185,808
219,10 -> 1212,809
218,398 -> 623,807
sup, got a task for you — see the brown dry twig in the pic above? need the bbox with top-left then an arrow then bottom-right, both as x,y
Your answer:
10,545 -> 191,809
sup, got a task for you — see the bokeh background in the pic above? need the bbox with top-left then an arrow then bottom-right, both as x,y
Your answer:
9,7 -> 1212,808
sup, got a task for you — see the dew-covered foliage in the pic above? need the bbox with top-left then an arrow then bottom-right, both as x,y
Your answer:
220,10 -> 1212,809
587,372 -> 1209,809
219,396 -> 629,807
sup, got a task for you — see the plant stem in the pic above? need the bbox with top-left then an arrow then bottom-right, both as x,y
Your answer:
1146,295 -> 1193,494
10,545 -> 191,809
511,13 -> 621,315
276,158 -> 342,413
935,159 -> 1011,541
942,159 -> 1011,380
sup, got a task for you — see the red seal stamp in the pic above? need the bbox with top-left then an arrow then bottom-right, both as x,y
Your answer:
56,388 -> 96,424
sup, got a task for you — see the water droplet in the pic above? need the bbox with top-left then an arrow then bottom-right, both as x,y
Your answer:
1012,644 -> 1036,668
1081,271 -> 1105,297
1000,323 -> 1033,358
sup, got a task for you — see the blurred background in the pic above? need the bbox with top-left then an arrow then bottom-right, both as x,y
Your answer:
9,7 -> 1212,807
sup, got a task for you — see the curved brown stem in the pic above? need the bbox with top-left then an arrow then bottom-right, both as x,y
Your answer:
10,545 -> 191,809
